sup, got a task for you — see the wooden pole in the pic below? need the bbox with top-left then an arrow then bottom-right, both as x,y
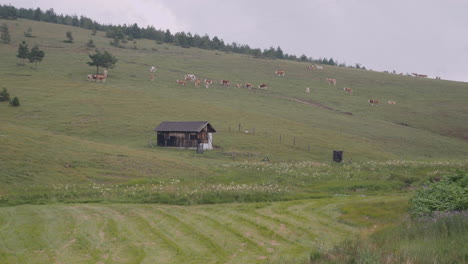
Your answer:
238,123 -> 241,132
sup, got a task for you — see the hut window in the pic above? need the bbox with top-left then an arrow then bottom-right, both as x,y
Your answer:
190,134 -> 198,140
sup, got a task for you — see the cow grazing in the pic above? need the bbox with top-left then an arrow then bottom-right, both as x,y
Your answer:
368,99 -> 380,105
307,65 -> 316,70
315,65 -> 323,70
388,101 -> 397,104
258,83 -> 268,90
185,74 -> 196,82
235,84 -> 243,88
275,70 -> 285,77
176,80 -> 187,85
150,66 -> 157,73
221,80 -> 231,86
204,79 -> 213,88
87,74 -> 95,82
194,79 -> 202,87
343,87 -> 353,94
326,78 -> 337,85
245,83 -> 252,89
94,74 -> 107,82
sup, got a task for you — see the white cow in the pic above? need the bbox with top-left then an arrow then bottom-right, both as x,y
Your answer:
150,66 -> 157,73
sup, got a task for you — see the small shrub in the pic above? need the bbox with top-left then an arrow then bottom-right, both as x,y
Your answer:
85,39 -> 95,48
0,88 -> 10,101
24,27 -> 33,38
9,96 -> 20,106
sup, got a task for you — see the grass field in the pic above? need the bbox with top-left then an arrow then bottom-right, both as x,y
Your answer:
0,18 -> 467,263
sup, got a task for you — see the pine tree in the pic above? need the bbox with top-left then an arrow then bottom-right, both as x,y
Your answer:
65,31 -> 73,43
16,41 -> 29,64
0,88 -> 10,101
0,23 -> 10,44
9,96 -> 20,106
28,45 -> 45,67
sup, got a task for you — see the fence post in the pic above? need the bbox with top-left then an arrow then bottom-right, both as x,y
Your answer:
238,123 -> 241,132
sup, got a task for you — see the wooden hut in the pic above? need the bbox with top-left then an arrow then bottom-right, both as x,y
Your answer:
155,121 -> 216,149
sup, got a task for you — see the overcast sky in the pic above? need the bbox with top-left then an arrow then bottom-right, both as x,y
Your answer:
5,0 -> 468,82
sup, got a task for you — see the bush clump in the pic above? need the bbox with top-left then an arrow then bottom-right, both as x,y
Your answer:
9,96 -> 20,106
411,170 -> 467,216
0,88 -> 10,101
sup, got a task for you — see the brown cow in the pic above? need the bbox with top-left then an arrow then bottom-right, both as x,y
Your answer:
343,87 -> 353,94
235,84 -> 243,88
194,79 -> 202,87
258,83 -> 268,90
221,80 -> 231,86
368,99 -> 380,105
176,80 -> 187,85
149,75 -> 155,81
245,83 -> 252,89
388,101 -> 397,104
326,78 -> 337,85
204,79 -> 213,88
275,70 -> 285,77
94,74 -> 107,82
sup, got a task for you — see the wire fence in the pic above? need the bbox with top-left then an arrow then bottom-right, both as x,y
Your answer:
219,123 -> 316,153
147,122 -> 344,162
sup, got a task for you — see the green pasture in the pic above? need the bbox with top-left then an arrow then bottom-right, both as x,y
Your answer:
0,195 -> 407,264
0,18 -> 467,263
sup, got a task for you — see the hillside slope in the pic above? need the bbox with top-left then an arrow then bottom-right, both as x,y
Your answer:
0,18 -> 467,198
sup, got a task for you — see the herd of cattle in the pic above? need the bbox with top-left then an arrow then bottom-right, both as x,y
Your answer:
177,73 -> 269,90
86,63 -> 406,106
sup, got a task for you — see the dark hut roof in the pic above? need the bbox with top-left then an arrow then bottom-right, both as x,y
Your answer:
155,121 -> 216,133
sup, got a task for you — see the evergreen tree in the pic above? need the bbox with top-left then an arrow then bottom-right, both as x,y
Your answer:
65,31 -> 73,43
33,7 -> 42,21
28,45 -> 45,67
163,29 -> 173,43
85,39 -> 95,48
9,96 -> 20,106
0,88 -> 10,101
0,23 -> 10,44
275,46 -> 284,59
16,41 -> 29,64
87,49 -> 118,74
24,27 -> 33,37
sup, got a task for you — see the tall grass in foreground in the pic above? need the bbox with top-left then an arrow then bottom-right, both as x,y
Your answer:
313,211 -> 468,264
312,171 -> 468,264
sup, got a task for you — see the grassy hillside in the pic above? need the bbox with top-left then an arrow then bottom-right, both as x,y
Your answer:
0,18 -> 467,263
